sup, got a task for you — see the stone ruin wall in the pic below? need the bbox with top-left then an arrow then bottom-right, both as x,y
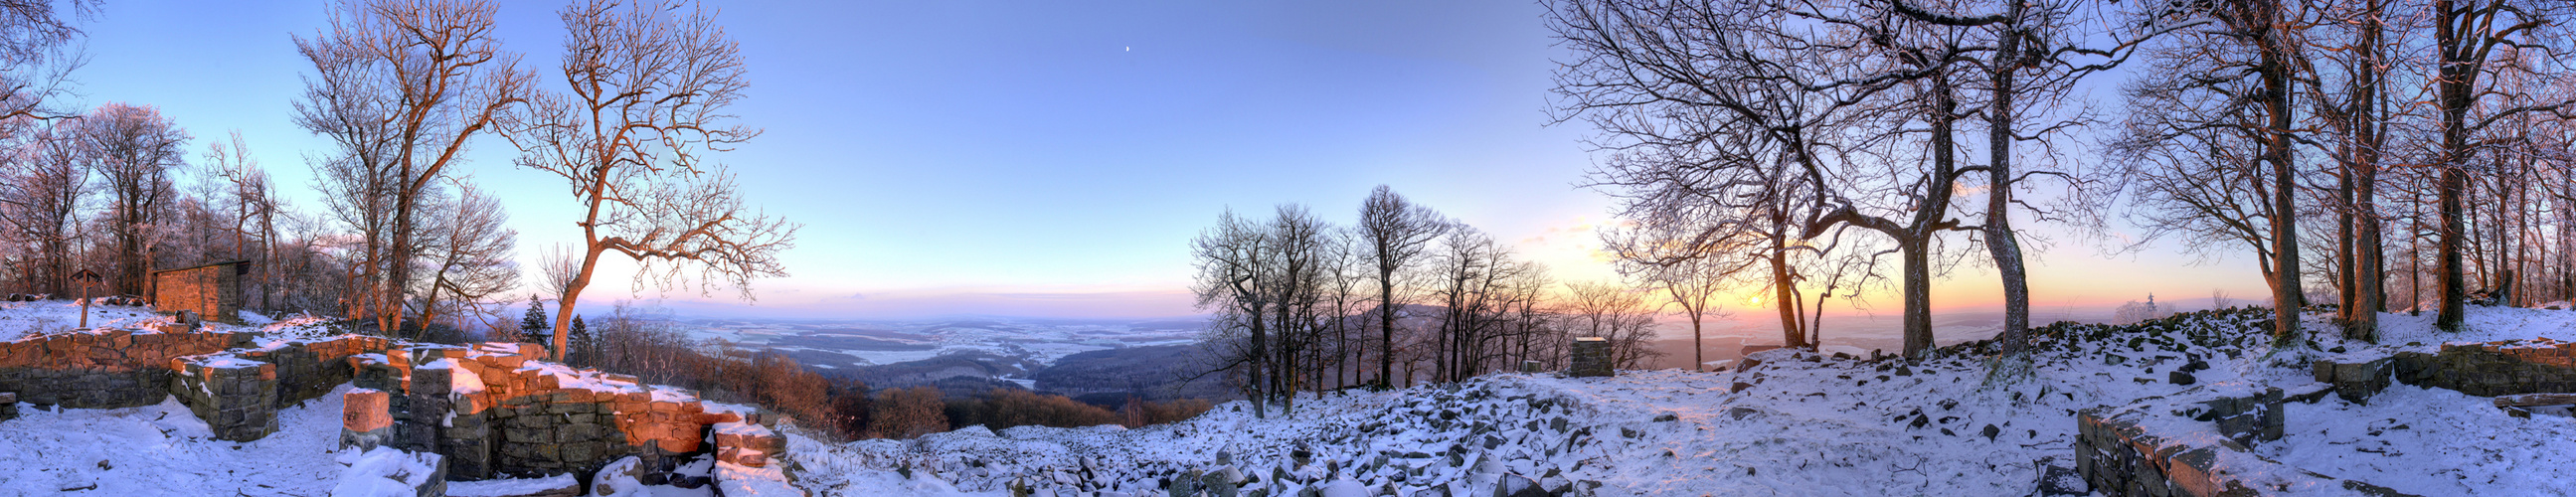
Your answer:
2073,387 -> 2301,497
1,325 -> 797,492
2076,337 -> 2576,496
0,326 -> 251,409
151,262 -> 246,325
2315,337 -> 2576,402
336,342 -> 791,486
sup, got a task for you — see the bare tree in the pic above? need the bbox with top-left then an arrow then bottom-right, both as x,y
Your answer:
504,0 -> 793,360
1355,185 -> 1449,387
1560,280 -> 1661,370
294,0 -> 533,336
0,0 -> 95,123
537,243 -> 580,300
412,178 -> 519,337
0,120 -> 85,295
1190,208 -> 1276,416
78,103 -> 189,296
2424,0 -> 2571,331
1427,227 -> 1546,382
1621,251 -> 1734,372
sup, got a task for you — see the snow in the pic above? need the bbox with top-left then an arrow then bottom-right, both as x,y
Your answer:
0,299 -> 173,341
512,359 -> 650,396
779,305 -> 2576,496
2260,383 -> 2576,495
717,461 -> 803,496
422,358 -> 486,395
329,446 -> 441,497
186,355 -> 269,369
236,310 -> 278,326
0,384 -> 360,495
445,473 -> 578,497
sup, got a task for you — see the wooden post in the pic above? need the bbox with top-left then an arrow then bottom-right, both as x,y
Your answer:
73,268 -> 100,329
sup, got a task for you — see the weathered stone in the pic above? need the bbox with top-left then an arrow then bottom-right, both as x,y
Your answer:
1569,338 -> 1615,378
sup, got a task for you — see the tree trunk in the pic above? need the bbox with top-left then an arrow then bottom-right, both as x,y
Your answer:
1987,1 -> 2034,361
2434,0 -> 2470,332
1378,277 -> 1397,387
2352,3 -> 2385,341
2260,6 -> 2305,343
1769,222 -> 1803,350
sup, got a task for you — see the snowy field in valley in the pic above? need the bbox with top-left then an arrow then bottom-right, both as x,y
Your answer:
781,306 -> 2576,496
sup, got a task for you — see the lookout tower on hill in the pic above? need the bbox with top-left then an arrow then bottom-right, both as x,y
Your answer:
153,260 -> 249,325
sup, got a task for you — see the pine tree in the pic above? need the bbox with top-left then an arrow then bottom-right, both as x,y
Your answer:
569,315 -> 593,366
520,297 -> 552,347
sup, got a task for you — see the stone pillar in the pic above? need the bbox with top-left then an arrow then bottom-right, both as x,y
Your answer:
344,389 -> 392,451
1570,337 -> 1614,378
170,355 -> 279,441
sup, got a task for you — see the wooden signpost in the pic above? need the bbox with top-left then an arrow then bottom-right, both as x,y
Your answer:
72,268 -> 101,328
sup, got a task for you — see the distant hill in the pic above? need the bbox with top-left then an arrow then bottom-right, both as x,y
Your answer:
826,351 -> 1039,389
1030,345 -> 1236,402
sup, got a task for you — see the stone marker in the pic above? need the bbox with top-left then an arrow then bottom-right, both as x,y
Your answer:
1569,338 -> 1614,378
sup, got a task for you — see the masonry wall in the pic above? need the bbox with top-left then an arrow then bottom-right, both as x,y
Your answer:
151,263 -> 244,325
170,356 -> 280,441
2073,387 -> 2416,497
2074,388 -> 2286,497
2314,337 -> 2576,402
343,342 -> 767,483
0,328 -> 247,409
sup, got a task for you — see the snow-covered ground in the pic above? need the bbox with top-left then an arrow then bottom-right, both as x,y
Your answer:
2,304 -> 2570,495
0,298 -> 339,343
781,306 -> 2576,496
0,299 -> 174,341
0,384 -> 355,495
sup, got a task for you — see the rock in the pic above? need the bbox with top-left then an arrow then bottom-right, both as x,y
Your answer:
1651,412 -> 1678,422
2169,371 -> 2197,386
1726,407 -> 1757,420
1979,424 -> 1999,440
1494,472 -> 1549,497
1168,469 -> 1203,497
2035,458 -> 2087,496
1731,382 -> 1754,393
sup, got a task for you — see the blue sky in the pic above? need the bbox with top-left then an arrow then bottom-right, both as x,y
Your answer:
69,0 -> 2269,323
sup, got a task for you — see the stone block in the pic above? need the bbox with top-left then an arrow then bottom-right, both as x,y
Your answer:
1570,337 -> 1614,378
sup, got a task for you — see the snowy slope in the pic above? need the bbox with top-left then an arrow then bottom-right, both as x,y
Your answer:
781,306 -> 2576,496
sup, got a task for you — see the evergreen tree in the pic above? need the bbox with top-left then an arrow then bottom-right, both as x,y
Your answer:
520,296 -> 552,347
569,315 -> 593,366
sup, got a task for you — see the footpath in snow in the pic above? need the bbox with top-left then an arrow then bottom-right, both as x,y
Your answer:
782,306 -> 2576,496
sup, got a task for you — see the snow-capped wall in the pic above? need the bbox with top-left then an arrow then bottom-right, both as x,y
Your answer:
169,354 -> 280,441
2316,337 -> 2576,402
0,326 -> 249,409
342,342 -> 795,492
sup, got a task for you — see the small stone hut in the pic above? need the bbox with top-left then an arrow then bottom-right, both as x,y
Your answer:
153,260 -> 249,325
